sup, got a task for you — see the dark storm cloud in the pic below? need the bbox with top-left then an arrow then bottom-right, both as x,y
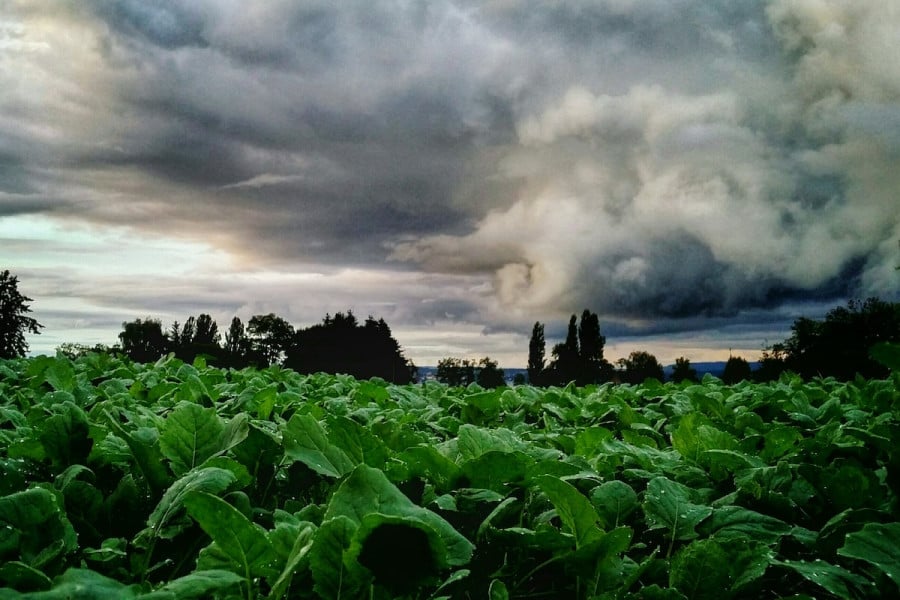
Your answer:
2,0 -> 899,363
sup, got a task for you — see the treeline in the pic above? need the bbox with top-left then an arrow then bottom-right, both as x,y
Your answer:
525,298 -> 900,386
61,310 -> 417,384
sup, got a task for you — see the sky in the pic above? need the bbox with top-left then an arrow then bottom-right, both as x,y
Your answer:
2,0 -> 899,368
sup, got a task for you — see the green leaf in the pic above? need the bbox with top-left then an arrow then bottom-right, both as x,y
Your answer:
154,569 -> 243,598
325,465 -> 474,566
140,467 -> 236,544
183,491 -> 277,578
0,561 -> 52,592
700,506 -> 791,544
325,415 -> 389,470
0,487 -> 77,569
669,539 -> 731,600
642,477 -> 712,541
268,522 -> 315,600
282,414 -> 355,478
105,418 -> 171,497
457,424 -> 525,461
39,402 -> 92,469
837,522 -> 900,582
489,578 -> 509,600
43,359 -> 75,393
159,402 -> 225,475
310,516 -> 368,600
14,568 -> 139,599
870,342 -> 900,371
591,480 -> 639,527
536,475 -> 604,548
775,558 -> 870,599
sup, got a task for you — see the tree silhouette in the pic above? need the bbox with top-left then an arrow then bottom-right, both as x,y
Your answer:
778,298 -> 900,380
193,314 -> 220,346
722,356 -> 752,384
285,312 -> 415,383
436,357 -> 477,387
616,351 -> 665,384
0,270 -> 43,359
527,322 -> 546,385
545,310 -> 613,385
476,357 -> 506,388
248,313 -> 295,366
670,356 -> 698,383
435,356 -> 504,388
118,318 -> 169,363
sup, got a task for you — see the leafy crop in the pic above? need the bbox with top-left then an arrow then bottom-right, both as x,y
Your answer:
0,352 -> 898,599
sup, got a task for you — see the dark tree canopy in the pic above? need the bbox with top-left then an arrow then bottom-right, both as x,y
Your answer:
285,312 -> 415,383
545,310 -> 613,385
118,318 -> 168,363
0,270 -> 43,359
670,356 -> 698,383
722,355 -> 752,384
527,322 -> 546,385
778,298 -> 900,380
616,351 -> 665,384
435,356 -> 505,388
248,313 -> 295,367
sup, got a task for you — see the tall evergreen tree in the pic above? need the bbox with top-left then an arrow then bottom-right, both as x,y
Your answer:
527,322 -> 546,385
0,270 -> 42,359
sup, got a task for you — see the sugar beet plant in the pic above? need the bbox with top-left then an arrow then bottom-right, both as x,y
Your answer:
0,348 -> 899,599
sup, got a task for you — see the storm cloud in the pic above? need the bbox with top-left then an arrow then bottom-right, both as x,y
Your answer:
1,0 -> 898,364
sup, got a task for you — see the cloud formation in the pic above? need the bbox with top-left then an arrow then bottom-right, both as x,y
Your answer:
1,0 -> 898,364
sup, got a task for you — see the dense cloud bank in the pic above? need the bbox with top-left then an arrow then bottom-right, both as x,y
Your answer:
1,1 -> 898,360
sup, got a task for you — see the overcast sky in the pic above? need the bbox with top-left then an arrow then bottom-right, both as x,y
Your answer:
2,1 -> 898,367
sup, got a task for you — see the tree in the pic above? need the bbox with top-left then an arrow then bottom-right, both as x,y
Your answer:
722,356 -> 752,384
476,357 -> 506,388
119,318 -> 169,363
225,316 -> 248,355
284,312 -> 416,383
0,270 -> 43,359
247,313 -> 295,366
193,314 -> 220,346
435,357 -> 477,387
670,356 -> 698,383
544,310 -> 613,385
527,322 -> 546,385
616,351 -> 665,384
779,298 -> 900,380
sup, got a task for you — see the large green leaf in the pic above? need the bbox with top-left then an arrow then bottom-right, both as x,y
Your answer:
0,488 -> 77,569
282,414 -> 355,478
139,467 -> 236,544
154,570 -> 244,598
837,522 -> 900,582
642,477 -> 712,541
775,558 -> 870,599
9,568 -> 140,599
38,402 -> 92,469
536,475 -> 604,548
105,417 -> 171,497
310,516 -> 368,600
325,415 -> 389,470
669,539 -> 731,600
268,521 -> 315,600
700,506 -> 791,544
591,480 -> 639,528
183,491 -> 277,578
325,465 -> 474,566
158,402 -> 225,475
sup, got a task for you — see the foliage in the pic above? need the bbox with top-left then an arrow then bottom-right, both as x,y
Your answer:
617,350 -> 665,384
670,356 -> 698,383
527,322 -> 545,385
435,356 -> 505,388
722,356 -> 753,384
0,270 -> 43,359
286,312 -> 415,384
773,298 -> 900,381
118,318 -> 169,363
545,310 -> 614,385
0,353 -> 898,599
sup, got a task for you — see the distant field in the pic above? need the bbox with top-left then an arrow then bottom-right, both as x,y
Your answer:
0,353 -> 897,599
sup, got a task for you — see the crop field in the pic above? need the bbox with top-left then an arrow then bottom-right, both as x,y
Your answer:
0,353 -> 898,599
